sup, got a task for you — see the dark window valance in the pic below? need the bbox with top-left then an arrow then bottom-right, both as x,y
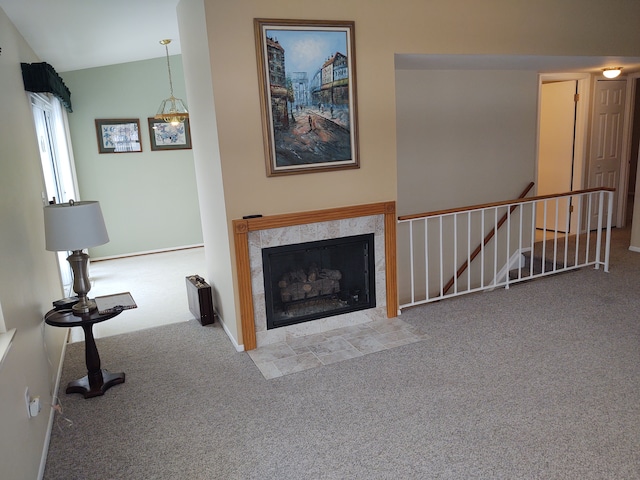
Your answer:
21,62 -> 72,112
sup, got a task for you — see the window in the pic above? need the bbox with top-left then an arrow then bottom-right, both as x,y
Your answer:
30,93 -> 79,294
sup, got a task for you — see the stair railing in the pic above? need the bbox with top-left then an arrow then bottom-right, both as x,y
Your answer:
397,187 -> 615,310
442,182 -> 535,295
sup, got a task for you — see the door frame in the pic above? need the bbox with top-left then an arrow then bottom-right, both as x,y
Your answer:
620,72 -> 640,227
536,73 -> 591,234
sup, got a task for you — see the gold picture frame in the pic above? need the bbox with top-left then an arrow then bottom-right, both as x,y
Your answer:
254,19 -> 359,176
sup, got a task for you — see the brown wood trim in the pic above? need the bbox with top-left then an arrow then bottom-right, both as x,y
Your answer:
384,203 -> 398,317
233,219 -> 256,351
234,202 -> 397,351
243,202 -> 392,231
398,187 -> 616,222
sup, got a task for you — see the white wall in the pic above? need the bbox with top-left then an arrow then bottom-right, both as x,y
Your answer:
0,8 -> 68,479
396,69 -> 539,216
177,0 -> 237,344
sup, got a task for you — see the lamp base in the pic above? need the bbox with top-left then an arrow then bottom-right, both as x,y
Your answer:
67,250 -> 97,315
72,297 -> 97,315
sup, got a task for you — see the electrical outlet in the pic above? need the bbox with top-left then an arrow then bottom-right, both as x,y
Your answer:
30,397 -> 41,417
25,387 -> 41,418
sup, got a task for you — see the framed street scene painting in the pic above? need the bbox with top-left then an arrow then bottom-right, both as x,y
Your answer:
95,118 -> 142,153
254,19 -> 359,176
148,118 -> 192,151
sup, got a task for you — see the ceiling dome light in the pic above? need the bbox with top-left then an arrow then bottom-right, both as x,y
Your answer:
602,67 -> 622,79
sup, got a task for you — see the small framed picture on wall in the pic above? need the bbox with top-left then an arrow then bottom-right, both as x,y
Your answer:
95,118 -> 142,153
147,118 -> 192,151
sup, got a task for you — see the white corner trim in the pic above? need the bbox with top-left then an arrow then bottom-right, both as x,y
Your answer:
629,246 -> 640,253
218,316 -> 244,352
0,328 -> 17,371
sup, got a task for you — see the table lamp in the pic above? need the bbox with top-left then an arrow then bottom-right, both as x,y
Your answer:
44,200 -> 109,314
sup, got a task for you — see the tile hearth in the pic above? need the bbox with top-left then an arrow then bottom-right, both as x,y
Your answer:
247,317 -> 429,379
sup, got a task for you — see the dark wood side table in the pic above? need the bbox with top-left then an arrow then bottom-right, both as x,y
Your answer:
45,307 -> 125,399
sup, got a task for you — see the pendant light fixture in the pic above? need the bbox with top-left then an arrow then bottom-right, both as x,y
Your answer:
155,39 -> 189,126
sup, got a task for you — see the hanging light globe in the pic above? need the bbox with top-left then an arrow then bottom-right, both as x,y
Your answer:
155,39 -> 189,126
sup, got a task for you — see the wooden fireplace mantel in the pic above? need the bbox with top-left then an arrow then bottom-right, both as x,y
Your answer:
233,201 -> 398,351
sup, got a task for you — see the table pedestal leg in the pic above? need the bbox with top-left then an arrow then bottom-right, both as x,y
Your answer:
66,323 -> 125,398
66,370 -> 126,398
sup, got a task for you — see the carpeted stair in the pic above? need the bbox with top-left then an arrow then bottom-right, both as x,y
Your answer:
509,250 -> 568,280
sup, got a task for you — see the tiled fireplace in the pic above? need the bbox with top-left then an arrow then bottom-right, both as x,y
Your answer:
261,233 -> 377,329
233,202 -> 398,350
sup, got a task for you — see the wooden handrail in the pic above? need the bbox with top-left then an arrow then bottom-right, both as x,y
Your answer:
441,182 -> 535,295
398,186 -> 615,222
397,185 -> 616,297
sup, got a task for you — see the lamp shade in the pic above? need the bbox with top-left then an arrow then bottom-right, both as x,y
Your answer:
44,201 -> 109,252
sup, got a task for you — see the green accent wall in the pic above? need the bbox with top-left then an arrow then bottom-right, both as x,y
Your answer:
61,56 -> 203,258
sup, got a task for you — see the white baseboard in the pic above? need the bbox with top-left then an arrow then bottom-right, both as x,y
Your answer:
92,244 -> 204,262
629,245 -> 640,253
217,315 -> 244,352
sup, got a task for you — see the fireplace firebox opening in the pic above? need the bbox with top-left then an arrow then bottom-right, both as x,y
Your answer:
262,233 -> 376,329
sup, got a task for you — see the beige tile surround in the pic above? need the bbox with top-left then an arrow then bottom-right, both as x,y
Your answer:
248,214 -> 388,348
233,202 -> 399,353
234,203 -> 406,378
